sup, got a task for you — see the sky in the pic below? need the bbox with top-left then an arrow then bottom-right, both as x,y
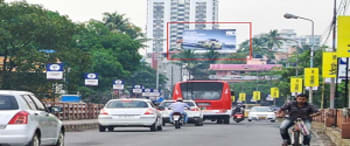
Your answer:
5,0 -> 350,46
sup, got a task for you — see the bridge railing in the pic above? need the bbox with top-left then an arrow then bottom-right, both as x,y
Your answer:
44,102 -> 104,121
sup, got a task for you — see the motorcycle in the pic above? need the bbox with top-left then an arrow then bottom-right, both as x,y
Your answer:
233,112 -> 245,123
290,118 -> 310,146
172,112 -> 184,129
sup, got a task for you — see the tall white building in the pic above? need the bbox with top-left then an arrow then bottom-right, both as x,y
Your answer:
146,0 -> 219,53
146,0 -> 219,95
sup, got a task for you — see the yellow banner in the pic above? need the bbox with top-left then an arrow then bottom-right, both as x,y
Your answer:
290,77 -> 303,93
337,16 -> 350,57
231,96 -> 235,102
239,93 -> 246,102
270,88 -> 279,98
253,91 -> 261,101
304,68 -> 319,87
322,52 -> 337,78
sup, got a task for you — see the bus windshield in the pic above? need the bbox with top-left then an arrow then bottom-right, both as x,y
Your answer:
180,82 -> 223,100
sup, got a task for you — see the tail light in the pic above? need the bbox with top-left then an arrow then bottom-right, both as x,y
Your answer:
8,111 -> 29,125
191,108 -> 200,111
99,109 -> 109,115
144,109 -> 154,115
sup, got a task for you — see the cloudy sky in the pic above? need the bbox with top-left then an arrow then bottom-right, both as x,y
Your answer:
5,0 -> 350,46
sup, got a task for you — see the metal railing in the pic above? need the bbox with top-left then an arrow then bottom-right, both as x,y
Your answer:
45,103 -> 104,120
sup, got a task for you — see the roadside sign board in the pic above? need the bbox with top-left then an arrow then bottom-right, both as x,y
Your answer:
304,68 -> 319,87
46,63 -> 64,80
322,52 -> 337,78
84,73 -> 98,86
290,77 -> 303,94
337,16 -> 350,57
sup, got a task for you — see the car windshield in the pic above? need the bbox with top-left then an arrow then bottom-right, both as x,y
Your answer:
184,102 -> 195,107
251,107 -> 273,112
106,101 -> 149,108
180,82 -> 223,100
0,95 -> 18,110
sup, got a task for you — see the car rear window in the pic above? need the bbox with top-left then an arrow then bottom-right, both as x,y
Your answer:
251,107 -> 273,112
106,100 -> 149,108
0,95 -> 19,110
160,102 -> 175,107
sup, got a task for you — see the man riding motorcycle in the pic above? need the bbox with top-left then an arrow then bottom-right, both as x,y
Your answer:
169,98 -> 191,124
277,94 -> 320,146
232,103 -> 245,115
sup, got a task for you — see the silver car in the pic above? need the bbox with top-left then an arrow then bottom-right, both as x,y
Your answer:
98,98 -> 163,132
0,90 -> 64,146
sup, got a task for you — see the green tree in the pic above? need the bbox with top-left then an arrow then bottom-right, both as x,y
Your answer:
103,12 -> 144,39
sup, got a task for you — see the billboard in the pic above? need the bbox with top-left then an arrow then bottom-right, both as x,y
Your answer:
180,29 -> 236,53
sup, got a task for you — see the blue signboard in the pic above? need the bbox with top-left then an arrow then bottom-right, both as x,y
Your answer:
46,63 -> 64,80
84,73 -> 99,86
60,95 -> 81,103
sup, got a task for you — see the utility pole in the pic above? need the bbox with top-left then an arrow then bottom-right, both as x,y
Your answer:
330,0 -> 337,109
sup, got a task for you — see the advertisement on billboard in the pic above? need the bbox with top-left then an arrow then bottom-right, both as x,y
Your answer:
180,29 -> 236,53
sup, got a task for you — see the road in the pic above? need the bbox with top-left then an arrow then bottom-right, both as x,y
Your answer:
65,120 -> 289,146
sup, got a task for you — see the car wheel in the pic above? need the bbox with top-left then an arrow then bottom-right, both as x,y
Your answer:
162,120 -> 166,126
223,117 -> 230,124
99,125 -> 106,132
108,127 -> 114,132
271,120 -> 276,123
248,119 -> 252,122
27,133 -> 40,146
216,119 -> 223,124
150,123 -> 157,131
54,131 -> 64,146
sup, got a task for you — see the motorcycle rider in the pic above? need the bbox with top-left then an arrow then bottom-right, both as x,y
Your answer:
169,97 -> 190,124
232,103 -> 245,115
276,94 -> 320,146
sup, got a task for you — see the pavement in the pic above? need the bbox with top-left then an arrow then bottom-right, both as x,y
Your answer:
63,120 -> 327,146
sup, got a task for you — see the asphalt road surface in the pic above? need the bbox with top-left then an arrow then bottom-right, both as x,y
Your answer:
65,120 -> 321,146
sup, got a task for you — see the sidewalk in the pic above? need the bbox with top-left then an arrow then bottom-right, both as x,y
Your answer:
62,119 -> 99,132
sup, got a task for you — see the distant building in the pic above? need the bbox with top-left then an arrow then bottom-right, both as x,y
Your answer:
146,0 -> 219,93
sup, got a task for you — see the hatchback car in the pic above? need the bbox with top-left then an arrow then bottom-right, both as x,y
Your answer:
98,98 -> 162,132
0,90 -> 64,146
159,100 -> 203,126
248,106 -> 276,122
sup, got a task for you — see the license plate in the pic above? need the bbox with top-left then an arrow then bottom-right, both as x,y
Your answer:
0,125 -> 6,129
114,116 -> 138,119
173,115 -> 180,120
259,116 -> 266,119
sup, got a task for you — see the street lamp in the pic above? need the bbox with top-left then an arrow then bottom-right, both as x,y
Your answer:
284,13 -> 315,103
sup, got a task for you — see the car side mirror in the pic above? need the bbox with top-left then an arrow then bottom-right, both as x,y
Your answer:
48,106 -> 63,114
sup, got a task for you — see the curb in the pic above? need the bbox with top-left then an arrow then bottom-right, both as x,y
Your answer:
63,123 -> 98,132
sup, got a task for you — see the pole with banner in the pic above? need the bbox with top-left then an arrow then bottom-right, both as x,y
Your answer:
46,63 -> 64,100
290,77 -> 303,97
304,68 -> 319,103
113,80 -> 124,98
271,87 -> 279,105
253,91 -> 261,103
337,16 -> 350,108
322,52 -> 337,108
239,93 -> 246,103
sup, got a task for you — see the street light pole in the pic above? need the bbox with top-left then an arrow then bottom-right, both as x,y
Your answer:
284,13 -> 315,103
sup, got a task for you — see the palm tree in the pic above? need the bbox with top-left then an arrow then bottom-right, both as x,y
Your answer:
103,12 -> 143,39
264,30 -> 283,51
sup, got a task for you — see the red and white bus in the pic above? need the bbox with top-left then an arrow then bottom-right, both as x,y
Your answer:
172,80 -> 232,124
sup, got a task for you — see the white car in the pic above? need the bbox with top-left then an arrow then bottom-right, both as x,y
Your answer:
0,90 -> 64,146
98,98 -> 163,132
248,106 -> 276,122
159,100 -> 203,126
